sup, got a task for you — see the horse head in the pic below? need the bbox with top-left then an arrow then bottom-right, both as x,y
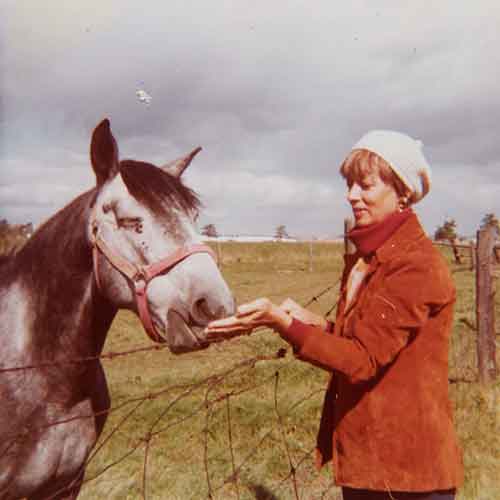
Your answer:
88,119 -> 234,352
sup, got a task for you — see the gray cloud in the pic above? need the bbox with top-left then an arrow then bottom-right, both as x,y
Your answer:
1,1 -> 499,237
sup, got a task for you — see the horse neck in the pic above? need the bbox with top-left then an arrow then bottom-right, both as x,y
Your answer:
13,190 -> 117,360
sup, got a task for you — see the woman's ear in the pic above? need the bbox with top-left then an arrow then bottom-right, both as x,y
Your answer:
399,190 -> 412,209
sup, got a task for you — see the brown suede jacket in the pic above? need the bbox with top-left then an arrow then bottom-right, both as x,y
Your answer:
281,213 -> 463,492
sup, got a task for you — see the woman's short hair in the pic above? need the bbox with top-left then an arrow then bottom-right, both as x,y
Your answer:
340,149 -> 412,203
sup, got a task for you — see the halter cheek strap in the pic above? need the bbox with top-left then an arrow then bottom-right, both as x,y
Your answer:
134,244 -> 217,343
91,228 -> 217,343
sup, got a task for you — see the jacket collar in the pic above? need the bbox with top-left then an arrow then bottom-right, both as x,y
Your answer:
374,211 -> 426,264
339,213 -> 426,318
344,213 -> 426,266
347,209 -> 413,256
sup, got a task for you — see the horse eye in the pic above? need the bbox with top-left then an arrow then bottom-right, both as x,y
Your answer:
117,217 -> 143,232
102,203 -> 113,214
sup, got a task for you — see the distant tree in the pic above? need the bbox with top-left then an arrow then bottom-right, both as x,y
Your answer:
434,218 -> 458,241
275,224 -> 289,240
434,218 -> 462,263
480,213 -> 499,236
201,223 -> 218,238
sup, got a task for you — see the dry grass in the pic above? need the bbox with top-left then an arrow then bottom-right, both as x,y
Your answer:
75,242 -> 499,499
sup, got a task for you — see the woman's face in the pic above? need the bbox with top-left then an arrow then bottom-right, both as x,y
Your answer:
347,168 -> 400,226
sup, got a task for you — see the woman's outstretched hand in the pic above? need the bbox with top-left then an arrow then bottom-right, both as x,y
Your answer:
279,298 -> 328,329
205,297 -> 293,340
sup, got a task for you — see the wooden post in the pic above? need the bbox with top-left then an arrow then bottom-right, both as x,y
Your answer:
469,240 -> 475,271
216,238 -> 222,268
344,217 -> 356,255
449,238 -> 462,264
494,244 -> 500,264
475,225 -> 497,384
309,240 -> 313,272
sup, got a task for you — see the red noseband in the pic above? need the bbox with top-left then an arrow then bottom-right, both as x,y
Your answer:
91,232 -> 217,343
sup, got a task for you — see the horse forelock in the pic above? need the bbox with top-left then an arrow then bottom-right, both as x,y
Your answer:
119,160 -> 201,221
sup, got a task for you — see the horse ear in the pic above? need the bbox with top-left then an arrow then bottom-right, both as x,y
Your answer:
161,147 -> 202,178
90,119 -> 119,186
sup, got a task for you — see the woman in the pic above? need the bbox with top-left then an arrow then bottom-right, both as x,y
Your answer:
206,130 -> 463,500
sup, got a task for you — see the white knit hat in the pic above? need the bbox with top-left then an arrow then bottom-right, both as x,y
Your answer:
352,129 -> 432,203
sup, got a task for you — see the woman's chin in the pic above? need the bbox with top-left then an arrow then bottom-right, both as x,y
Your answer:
354,216 -> 372,227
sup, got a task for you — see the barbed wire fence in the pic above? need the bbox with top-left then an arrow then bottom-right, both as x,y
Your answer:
0,271 -> 343,500
434,225 -> 498,385
1,231 -> 497,499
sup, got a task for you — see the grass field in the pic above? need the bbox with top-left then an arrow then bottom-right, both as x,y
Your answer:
77,242 -> 499,500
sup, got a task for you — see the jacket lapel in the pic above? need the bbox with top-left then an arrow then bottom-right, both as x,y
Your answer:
341,256 -> 379,318
340,213 -> 426,319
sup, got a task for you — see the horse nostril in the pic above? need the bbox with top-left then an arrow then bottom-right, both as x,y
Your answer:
193,298 -> 230,322
193,298 -> 212,321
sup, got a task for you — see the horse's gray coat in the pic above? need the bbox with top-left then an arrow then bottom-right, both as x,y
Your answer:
0,119 -> 234,499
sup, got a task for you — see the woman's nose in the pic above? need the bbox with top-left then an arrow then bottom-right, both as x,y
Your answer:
347,184 -> 361,202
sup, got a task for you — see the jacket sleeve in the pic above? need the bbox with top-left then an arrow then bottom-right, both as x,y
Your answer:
279,256 -> 455,384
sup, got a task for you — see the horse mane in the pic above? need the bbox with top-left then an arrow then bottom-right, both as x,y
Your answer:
14,189 -> 97,281
4,161 -> 201,354
119,160 -> 201,219
0,255 -> 12,268
0,189 -> 98,362
9,161 -> 200,286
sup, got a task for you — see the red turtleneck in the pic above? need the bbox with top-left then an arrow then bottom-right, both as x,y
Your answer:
347,208 -> 413,256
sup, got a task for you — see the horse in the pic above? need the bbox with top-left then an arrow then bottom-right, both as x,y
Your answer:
0,119 -> 235,499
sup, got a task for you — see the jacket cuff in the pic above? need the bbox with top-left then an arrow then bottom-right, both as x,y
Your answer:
280,318 -> 317,350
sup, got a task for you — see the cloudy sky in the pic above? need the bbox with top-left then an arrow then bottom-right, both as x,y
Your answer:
1,1 -> 499,238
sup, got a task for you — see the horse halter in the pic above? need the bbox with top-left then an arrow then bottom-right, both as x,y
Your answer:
90,222 -> 217,343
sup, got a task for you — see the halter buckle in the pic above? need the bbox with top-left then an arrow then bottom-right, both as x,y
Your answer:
90,220 -> 99,244
133,268 -> 148,290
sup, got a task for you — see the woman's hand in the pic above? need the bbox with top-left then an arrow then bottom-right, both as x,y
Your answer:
205,297 -> 293,340
280,298 -> 328,329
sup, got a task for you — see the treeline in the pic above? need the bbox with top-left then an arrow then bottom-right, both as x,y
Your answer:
2,213 -> 498,258
203,214 -> 500,243
434,213 -> 499,242
201,223 -> 293,240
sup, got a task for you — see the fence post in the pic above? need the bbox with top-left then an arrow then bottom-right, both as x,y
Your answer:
344,217 -> 356,255
309,239 -> 313,272
475,225 -> 497,384
216,239 -> 222,268
469,240 -> 475,271
449,238 -> 462,264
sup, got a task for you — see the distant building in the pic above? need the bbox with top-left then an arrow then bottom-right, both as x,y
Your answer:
203,235 -> 298,243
